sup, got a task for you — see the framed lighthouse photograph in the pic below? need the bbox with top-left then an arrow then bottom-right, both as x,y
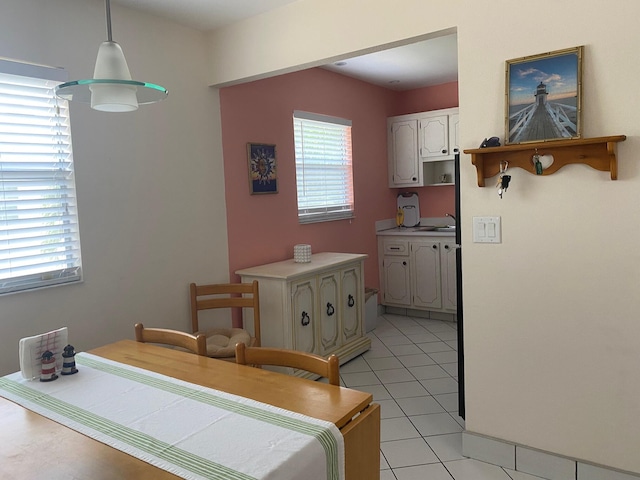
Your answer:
505,46 -> 583,145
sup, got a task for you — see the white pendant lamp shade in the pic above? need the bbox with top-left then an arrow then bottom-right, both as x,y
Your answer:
55,0 -> 167,111
90,41 -> 137,112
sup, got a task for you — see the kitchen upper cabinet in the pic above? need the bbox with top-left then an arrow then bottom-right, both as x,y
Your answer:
388,119 -> 420,187
419,110 -> 459,160
449,113 -> 460,158
236,253 -> 371,380
387,107 -> 459,188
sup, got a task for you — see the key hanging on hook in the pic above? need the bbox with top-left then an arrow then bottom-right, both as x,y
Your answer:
497,161 -> 511,199
533,148 -> 543,175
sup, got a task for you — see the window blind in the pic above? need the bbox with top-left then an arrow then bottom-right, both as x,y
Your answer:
293,111 -> 354,224
0,59 -> 82,295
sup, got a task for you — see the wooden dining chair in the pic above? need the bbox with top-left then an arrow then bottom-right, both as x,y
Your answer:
235,343 -> 340,386
134,323 -> 207,356
190,281 -> 261,361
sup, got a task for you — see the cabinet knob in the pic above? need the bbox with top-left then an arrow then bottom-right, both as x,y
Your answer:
432,244 -> 438,249
444,245 -> 450,250
348,294 -> 355,307
402,261 -> 407,266
326,302 -> 335,316
412,177 -> 417,181
442,149 -> 447,154
301,311 -> 311,326
453,148 -> 459,153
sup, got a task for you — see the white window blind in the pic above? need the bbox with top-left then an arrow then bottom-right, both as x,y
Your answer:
293,111 -> 354,224
0,58 -> 82,295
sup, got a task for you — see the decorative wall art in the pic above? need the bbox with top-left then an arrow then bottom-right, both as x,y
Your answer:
505,46 -> 583,145
247,143 -> 278,194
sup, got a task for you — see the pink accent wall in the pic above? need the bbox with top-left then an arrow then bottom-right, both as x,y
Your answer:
391,82 -> 459,116
219,72 -> 458,325
392,82 -> 458,217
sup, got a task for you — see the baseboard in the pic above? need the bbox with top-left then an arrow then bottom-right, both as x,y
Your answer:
462,431 -> 640,480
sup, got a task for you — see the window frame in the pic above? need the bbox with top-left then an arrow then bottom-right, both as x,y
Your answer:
293,110 -> 354,224
0,58 -> 83,295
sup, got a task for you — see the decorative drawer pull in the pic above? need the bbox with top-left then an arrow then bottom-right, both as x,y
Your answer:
326,303 -> 335,316
301,311 -> 310,326
348,294 -> 355,307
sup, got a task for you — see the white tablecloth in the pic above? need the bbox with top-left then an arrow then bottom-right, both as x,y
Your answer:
0,352 -> 344,480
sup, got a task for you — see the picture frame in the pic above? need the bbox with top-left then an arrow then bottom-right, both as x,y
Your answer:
247,143 -> 278,194
505,46 -> 583,145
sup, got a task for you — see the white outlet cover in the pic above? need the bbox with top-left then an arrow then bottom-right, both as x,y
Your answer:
473,216 -> 501,243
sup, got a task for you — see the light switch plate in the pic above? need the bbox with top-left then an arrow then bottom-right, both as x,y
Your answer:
473,216 -> 501,243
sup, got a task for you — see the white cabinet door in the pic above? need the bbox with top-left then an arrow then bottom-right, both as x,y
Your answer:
340,265 -> 361,344
378,235 -> 457,314
441,242 -> 457,311
318,271 -> 340,356
419,115 -> 449,159
449,113 -> 460,157
291,279 -> 317,354
412,241 -> 442,309
389,119 -> 420,187
382,256 -> 411,306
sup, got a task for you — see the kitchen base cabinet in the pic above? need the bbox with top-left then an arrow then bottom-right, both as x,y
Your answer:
441,242 -> 457,311
236,253 -> 371,380
379,237 -> 411,306
412,241 -> 441,309
378,236 -> 457,314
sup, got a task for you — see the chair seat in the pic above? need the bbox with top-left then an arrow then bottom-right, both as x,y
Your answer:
199,328 -> 251,358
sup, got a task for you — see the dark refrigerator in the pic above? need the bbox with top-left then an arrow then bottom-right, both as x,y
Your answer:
454,153 -> 465,419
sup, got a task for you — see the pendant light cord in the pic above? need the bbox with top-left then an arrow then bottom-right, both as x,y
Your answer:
105,0 -> 113,42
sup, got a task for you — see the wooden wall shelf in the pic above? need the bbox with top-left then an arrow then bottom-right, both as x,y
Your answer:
463,135 -> 626,187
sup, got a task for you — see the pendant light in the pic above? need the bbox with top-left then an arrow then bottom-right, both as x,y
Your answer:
55,0 -> 168,112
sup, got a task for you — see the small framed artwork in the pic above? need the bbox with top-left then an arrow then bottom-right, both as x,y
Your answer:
247,143 -> 278,194
505,46 -> 583,145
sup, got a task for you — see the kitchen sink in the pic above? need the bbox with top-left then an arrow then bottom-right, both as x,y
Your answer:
414,225 -> 456,232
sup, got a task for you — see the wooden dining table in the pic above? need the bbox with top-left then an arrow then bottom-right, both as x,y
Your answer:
0,339 -> 380,480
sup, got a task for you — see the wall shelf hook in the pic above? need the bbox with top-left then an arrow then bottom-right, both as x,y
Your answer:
464,135 -> 626,186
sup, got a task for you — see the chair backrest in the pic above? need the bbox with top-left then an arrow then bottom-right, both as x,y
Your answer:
235,343 -> 340,386
190,281 -> 261,347
134,323 -> 207,356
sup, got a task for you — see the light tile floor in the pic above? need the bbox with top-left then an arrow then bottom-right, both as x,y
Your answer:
340,312 -> 544,480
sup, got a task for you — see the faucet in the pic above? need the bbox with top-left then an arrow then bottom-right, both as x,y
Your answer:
446,213 -> 456,224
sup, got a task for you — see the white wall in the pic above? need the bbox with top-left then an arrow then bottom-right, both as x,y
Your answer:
206,0 -> 640,473
0,0 -> 229,374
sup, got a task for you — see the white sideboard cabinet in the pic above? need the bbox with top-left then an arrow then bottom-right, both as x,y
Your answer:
236,252 -> 371,379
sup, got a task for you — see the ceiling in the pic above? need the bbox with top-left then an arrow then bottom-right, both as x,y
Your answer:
111,0 -> 458,91
322,34 -> 457,91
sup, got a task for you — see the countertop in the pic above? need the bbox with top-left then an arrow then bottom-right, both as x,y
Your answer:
376,226 -> 455,237
376,217 -> 456,237
236,252 -> 368,279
